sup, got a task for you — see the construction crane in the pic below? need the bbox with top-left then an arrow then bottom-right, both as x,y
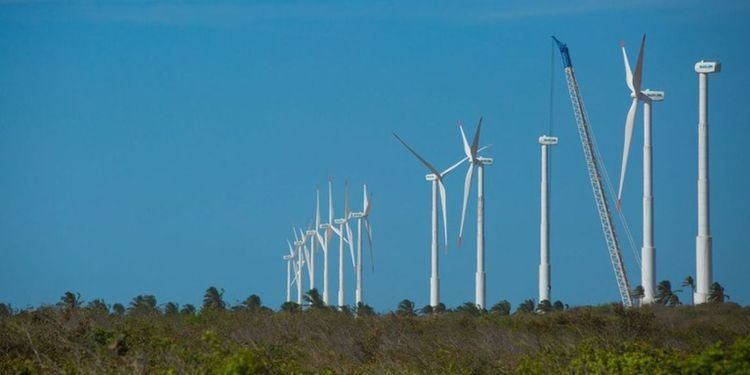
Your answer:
552,36 -> 634,307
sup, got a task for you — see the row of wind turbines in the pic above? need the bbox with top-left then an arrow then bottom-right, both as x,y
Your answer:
283,182 -> 373,308
281,34 -> 721,309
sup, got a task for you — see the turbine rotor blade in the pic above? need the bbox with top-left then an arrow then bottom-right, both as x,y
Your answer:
459,123 -> 472,160
470,117 -> 483,158
345,221 -> 355,268
328,179 -> 334,226
365,219 -> 374,272
315,188 -> 321,229
459,164 -> 475,245
438,179 -> 449,254
621,41 -> 635,93
617,98 -> 639,210
632,34 -> 646,95
393,133 -> 442,177
441,156 -> 468,177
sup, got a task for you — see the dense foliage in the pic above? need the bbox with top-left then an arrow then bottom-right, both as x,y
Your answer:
1,289 -> 748,374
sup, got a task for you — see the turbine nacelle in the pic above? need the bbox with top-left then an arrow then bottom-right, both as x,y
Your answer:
476,156 -> 493,166
319,223 -> 332,230
334,218 -> 345,225
425,173 -> 438,181
305,230 -> 317,236
643,89 -> 665,102
351,212 -> 365,219
695,60 -> 721,74
538,135 -> 559,145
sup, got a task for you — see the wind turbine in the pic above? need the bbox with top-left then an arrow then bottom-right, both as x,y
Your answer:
351,184 -> 374,306
291,228 -> 307,305
335,181 -> 355,308
284,241 -> 296,303
458,118 -> 494,310
618,35 -> 665,304
538,135 -> 558,304
316,180 -> 349,305
393,133 -> 476,307
694,59 -> 721,304
305,191 -> 322,292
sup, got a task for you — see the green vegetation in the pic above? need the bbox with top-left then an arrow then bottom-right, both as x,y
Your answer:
1,286 -> 748,374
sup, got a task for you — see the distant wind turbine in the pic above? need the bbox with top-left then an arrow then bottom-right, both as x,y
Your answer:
458,118 -> 494,310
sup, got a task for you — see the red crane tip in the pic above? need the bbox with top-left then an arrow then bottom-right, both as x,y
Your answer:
620,40 -> 625,48
616,199 -> 622,211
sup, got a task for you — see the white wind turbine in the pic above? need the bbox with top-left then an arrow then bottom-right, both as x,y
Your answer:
291,228 -> 308,305
458,118 -> 494,310
315,180 -> 350,305
351,184 -> 374,306
335,181 -> 356,308
394,133 -> 481,307
284,241 -> 296,303
617,35 -> 665,304
305,191 -> 322,292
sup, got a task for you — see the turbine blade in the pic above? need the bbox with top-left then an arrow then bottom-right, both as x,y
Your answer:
632,34 -> 645,95
365,192 -> 373,217
344,181 -> 350,219
459,122 -> 472,159
315,231 -> 325,249
393,133 -> 442,177
345,221 -> 355,268
365,219 -> 374,272
441,155 -> 469,177
363,184 -> 369,215
328,179 -> 334,226
459,164 -> 475,246
315,188 -> 321,229
617,98 -> 639,210
287,240 -> 294,256
470,117 -> 483,158
621,40 -> 635,93
438,179 -> 449,254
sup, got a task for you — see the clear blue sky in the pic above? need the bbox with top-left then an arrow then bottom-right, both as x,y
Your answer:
1,1 -> 748,311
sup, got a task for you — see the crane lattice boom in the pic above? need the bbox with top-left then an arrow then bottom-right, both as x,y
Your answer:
553,37 -> 633,307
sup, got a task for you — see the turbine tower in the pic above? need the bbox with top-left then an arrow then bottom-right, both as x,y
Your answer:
393,133 -> 469,307
538,135 -> 558,304
618,35 -> 665,304
317,180 -> 349,306
305,191 -> 322,291
694,59 -> 721,305
458,118 -> 493,309
351,184 -> 373,306
336,182 -> 355,308
292,228 -> 307,305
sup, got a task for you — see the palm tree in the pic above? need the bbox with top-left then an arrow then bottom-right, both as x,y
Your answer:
112,303 -> 126,316
490,300 -> 511,316
632,285 -> 644,299
682,276 -> 695,304
86,299 -> 109,315
516,299 -> 535,314
656,280 -> 681,306
238,294 -> 263,312
180,304 -> 196,315
280,301 -> 301,313
163,302 -> 180,316
129,295 -> 158,315
304,288 -> 327,310
537,299 -> 552,313
58,291 -> 82,311
709,282 -> 728,303
396,299 -> 416,317
356,302 -> 376,317
455,302 -> 482,316
419,304 -> 434,315
202,287 -> 226,311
